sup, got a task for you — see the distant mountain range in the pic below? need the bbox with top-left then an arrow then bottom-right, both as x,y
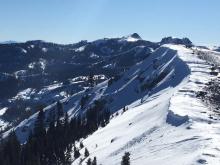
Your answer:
0,40 -> 19,44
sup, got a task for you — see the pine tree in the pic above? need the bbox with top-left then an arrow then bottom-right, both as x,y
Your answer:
0,95 -> 113,165
84,148 -> 89,157
80,95 -> 89,108
48,108 -> 56,124
7,131 -> 21,165
92,157 -> 97,165
104,109 -> 110,124
121,152 -> 130,165
34,109 -> 46,138
74,147 -> 80,159
100,118 -> 105,127
80,142 -> 84,149
64,146 -> 72,165
63,112 -> 71,146
87,158 -> 92,165
64,112 -> 69,125
57,100 -> 64,118
88,72 -> 95,87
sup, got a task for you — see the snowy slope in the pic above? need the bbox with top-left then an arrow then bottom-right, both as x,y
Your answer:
71,45 -> 220,165
4,45 -> 189,143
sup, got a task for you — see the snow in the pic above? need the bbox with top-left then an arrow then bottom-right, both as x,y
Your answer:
75,46 -> 86,52
119,36 -> 140,43
42,47 -> 48,53
28,62 -> 35,69
21,48 -> 27,54
39,58 -> 47,70
103,63 -> 115,69
0,107 -> 7,116
44,83 -> 63,91
14,70 -> 27,78
28,59 -> 47,70
0,119 -> 9,131
193,47 -> 220,66
207,46 -> 220,52
126,36 -> 140,42
90,53 -> 99,59
0,109 -> 9,130
71,45 -> 220,165
118,34 -> 142,43
13,88 -> 36,100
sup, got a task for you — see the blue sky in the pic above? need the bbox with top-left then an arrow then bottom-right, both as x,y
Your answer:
0,0 -> 220,45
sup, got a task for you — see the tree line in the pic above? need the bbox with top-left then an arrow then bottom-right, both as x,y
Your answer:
0,99 -> 110,165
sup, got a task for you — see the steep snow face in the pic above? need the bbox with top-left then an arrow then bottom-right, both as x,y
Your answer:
101,46 -> 190,113
71,45 -> 220,165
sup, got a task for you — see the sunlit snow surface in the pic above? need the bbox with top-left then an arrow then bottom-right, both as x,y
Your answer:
72,45 -> 220,165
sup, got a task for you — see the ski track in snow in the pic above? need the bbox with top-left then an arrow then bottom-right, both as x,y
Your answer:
72,45 -> 220,165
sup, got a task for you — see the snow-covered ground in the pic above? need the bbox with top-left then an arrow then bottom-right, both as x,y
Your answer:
71,45 -> 220,165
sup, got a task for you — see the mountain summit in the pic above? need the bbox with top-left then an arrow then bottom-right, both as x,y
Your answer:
130,33 -> 142,39
121,33 -> 142,42
160,36 -> 193,47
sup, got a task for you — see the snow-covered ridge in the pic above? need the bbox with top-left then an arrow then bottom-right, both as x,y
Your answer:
71,45 -> 220,165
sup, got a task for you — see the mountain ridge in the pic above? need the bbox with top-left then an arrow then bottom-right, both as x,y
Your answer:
2,35 -> 220,165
